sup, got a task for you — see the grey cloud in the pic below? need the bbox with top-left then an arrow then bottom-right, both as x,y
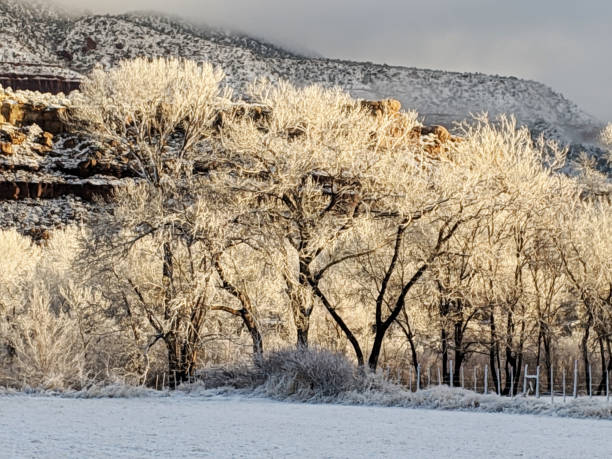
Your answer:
53,0 -> 612,120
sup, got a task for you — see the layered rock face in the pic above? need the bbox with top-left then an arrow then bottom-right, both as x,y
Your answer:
0,88 -> 130,232
0,89 -> 462,235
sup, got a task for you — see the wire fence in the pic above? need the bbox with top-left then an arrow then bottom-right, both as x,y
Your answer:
384,359 -> 611,403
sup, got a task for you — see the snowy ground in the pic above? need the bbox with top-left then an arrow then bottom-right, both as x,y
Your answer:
1,395 -> 611,458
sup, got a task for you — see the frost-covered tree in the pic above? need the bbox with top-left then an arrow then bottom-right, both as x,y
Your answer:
217,79 -> 420,357
70,57 -> 242,382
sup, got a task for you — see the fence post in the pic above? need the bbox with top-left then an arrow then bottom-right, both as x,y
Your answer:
397,366 -> 402,384
562,368 -> 566,403
174,370 -> 177,390
606,370 -> 609,403
427,366 -> 431,388
417,364 -> 421,391
510,366 -> 514,398
589,364 -> 592,398
496,367 -> 501,395
523,364 -> 528,395
573,360 -> 578,398
162,373 -> 166,390
473,367 -> 477,392
536,366 -> 540,398
484,364 -> 488,395
437,366 -> 441,386
461,366 -> 465,389
155,375 -> 159,391
450,360 -> 454,388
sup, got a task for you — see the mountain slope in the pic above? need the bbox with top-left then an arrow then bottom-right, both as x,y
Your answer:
0,0 -> 607,159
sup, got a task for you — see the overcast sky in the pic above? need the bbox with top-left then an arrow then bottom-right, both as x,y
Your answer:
54,0 -> 612,121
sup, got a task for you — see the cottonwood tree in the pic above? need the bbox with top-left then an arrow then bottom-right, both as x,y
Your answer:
556,201 -> 612,393
70,57 -> 242,382
217,79 -> 420,356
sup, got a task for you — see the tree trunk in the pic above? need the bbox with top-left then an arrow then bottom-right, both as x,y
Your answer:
441,327 -> 449,385
243,310 -> 264,361
597,333 -> 607,395
213,255 -> 264,363
582,307 -> 593,388
489,307 -> 499,393
166,334 -> 192,387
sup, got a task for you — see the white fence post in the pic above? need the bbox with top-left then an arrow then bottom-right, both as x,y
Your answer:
417,364 -> 421,391
437,366 -> 441,386
510,366 -> 514,398
484,364 -> 488,395
589,364 -> 592,398
523,364 -> 528,395
606,370 -> 609,403
450,360 -> 454,388
551,363 -> 554,404
461,366 -> 465,389
573,360 -> 578,398
536,366 -> 540,398
427,366 -> 431,388
562,368 -> 566,403
473,367 -> 477,392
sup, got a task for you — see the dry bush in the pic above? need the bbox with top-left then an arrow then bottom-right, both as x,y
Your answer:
0,287 -> 88,390
199,347 -> 388,400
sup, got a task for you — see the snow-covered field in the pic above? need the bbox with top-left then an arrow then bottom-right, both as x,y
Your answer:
1,395 -> 610,458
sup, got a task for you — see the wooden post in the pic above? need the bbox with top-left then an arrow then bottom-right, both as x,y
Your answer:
473,367 -> 477,392
496,367 -> 501,395
536,365 -> 540,398
417,364 -> 421,392
484,364 -> 488,395
606,370 -> 609,403
174,370 -> 177,390
523,364 -> 528,395
427,366 -> 431,388
162,373 -> 166,390
510,366 -> 514,398
155,375 -> 159,391
450,360 -> 454,388
437,366 -> 441,386
461,366 -> 465,389
589,364 -> 592,398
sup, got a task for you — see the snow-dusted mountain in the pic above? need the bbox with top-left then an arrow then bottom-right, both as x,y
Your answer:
0,0 -> 607,160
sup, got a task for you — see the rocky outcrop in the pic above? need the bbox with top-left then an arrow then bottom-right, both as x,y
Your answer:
0,90 -> 130,233
0,62 -> 82,95
82,37 -> 98,53
0,99 -> 68,134
361,99 -> 402,116
410,124 -> 461,157
0,74 -> 81,95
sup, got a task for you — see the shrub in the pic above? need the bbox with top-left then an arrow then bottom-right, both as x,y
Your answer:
198,347 -> 389,400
